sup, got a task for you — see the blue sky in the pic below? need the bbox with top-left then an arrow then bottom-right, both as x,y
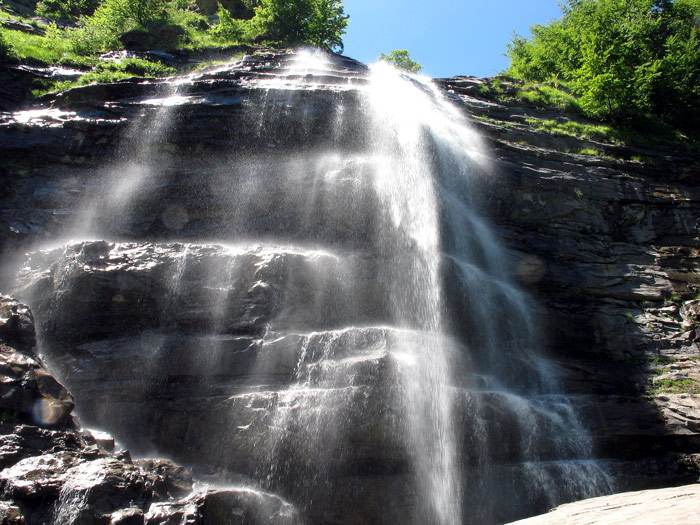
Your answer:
342,1 -> 563,78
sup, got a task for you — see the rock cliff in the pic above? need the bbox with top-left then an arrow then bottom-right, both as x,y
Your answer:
438,75 -> 700,487
0,295 -> 298,523
0,49 -> 698,523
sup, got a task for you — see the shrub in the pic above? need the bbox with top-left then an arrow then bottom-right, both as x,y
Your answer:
378,49 -> 422,73
36,0 -> 99,19
108,0 -> 168,27
0,30 -> 10,60
116,57 -> 176,76
69,0 -> 170,54
212,2 -> 248,40
505,0 -> 700,129
249,0 -> 348,51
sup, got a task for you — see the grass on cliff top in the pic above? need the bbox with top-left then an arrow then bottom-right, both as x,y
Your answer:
524,118 -> 618,143
480,76 -> 700,154
3,27 -> 77,64
488,78 -> 582,114
1,23 -> 179,96
0,2 -> 250,97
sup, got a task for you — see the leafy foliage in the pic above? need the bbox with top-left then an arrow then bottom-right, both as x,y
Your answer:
248,0 -> 348,51
0,29 -> 11,60
69,0 -> 171,54
379,49 -> 422,72
212,2 -> 249,40
36,0 -> 99,19
3,27 -> 74,63
505,0 -> 700,130
33,56 -> 176,97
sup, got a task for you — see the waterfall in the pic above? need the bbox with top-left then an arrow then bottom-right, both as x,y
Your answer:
14,49 -> 613,524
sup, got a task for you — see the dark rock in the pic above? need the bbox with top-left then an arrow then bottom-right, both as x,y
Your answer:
0,296 -> 35,351
0,344 -> 75,427
0,424 -> 85,469
0,294 -> 297,524
119,25 -> 186,51
29,16 -> 78,30
1,19 -> 44,36
0,297 -> 73,428
0,501 -> 24,524
196,0 -> 254,18
144,487 -> 299,524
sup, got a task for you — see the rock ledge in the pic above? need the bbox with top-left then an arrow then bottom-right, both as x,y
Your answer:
508,483 -> 700,524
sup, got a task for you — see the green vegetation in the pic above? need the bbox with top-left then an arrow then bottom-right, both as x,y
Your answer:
69,0 -> 179,55
3,0 -> 348,56
0,29 -> 10,60
650,356 -> 678,365
36,0 -> 99,19
505,0 -> 700,135
524,118 -> 617,142
212,2 -> 248,41
514,82 -> 582,113
34,57 -> 177,96
4,26 -> 75,63
653,378 -> 699,393
573,147 -> 604,156
0,0 -> 350,98
250,0 -> 348,51
379,49 -> 422,72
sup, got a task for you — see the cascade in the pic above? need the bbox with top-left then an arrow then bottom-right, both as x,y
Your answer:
12,49 -> 614,524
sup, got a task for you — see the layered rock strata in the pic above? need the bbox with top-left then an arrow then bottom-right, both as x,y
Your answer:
0,295 -> 298,524
0,50 -> 698,523
440,75 -> 700,485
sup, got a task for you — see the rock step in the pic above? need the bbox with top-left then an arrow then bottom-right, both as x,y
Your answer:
49,329 -> 606,469
15,241 -> 385,341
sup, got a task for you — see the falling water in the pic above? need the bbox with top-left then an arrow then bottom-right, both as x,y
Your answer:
14,49 -> 614,524
363,61 -> 464,524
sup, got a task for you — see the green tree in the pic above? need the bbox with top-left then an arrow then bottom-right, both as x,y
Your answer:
212,2 -> 249,40
107,0 -> 168,27
378,49 -> 422,72
505,0 -> 700,127
70,0 -> 170,54
249,0 -> 348,51
36,0 -> 99,19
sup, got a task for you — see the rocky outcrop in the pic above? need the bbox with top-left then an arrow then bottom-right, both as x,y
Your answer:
0,295 -> 299,524
439,74 -> 700,483
508,483 -> 700,524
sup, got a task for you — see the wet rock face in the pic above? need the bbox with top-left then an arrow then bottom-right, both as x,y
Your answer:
440,75 -> 700,480
0,296 -> 72,428
1,50 -> 699,523
0,296 -> 300,524
12,241 -> 419,522
0,296 -> 36,352
0,51 -> 370,261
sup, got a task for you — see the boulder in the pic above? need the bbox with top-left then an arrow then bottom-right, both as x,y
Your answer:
508,483 -> 700,524
0,296 -> 35,352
